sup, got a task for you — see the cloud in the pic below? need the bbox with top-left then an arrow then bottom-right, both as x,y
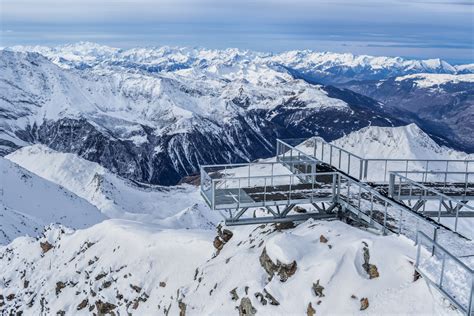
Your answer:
1,0 -> 472,63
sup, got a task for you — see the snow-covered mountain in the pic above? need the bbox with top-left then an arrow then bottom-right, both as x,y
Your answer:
1,41 -> 473,315
0,157 -> 106,244
6,144 -> 220,229
1,123 -> 469,315
8,42 -> 471,84
0,48 -> 406,185
342,74 -> 474,152
2,42 -> 473,186
394,73 -> 474,88
0,219 -> 454,315
271,51 -> 462,84
332,124 -> 474,160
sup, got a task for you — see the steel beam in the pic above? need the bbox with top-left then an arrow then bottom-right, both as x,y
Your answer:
225,212 -> 337,226
421,211 -> 474,218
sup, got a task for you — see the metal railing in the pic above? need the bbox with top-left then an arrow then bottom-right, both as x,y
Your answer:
416,232 -> 474,315
279,138 -> 366,179
391,171 -> 473,198
389,172 -> 474,239
276,139 -> 319,164
207,171 -> 337,210
336,173 -> 440,243
201,159 -> 319,197
200,137 -> 474,315
201,160 -> 319,181
203,161 -> 442,244
291,137 -> 474,183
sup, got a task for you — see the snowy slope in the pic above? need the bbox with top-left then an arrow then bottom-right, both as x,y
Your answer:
184,220 -> 455,315
1,48 -> 404,185
0,158 -> 106,244
331,124 -> 473,160
6,145 -> 220,228
0,220 -> 216,315
342,72 -> 474,153
394,73 -> 474,89
1,125 -> 470,314
0,219 -> 457,315
0,48 -> 345,126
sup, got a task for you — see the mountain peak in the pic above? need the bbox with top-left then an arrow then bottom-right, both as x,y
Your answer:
332,124 -> 472,160
4,42 -> 472,83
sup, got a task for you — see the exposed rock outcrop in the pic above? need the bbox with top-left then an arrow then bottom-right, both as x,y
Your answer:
360,297 -> 369,310
95,300 -> 117,315
307,302 -> 316,316
40,241 -> 53,253
230,288 -> 239,301
259,247 -> 297,282
214,225 -> 234,254
238,297 -> 257,316
179,301 -> 186,316
362,244 -> 379,279
77,299 -> 88,310
312,280 -> 325,297
55,282 -> 66,295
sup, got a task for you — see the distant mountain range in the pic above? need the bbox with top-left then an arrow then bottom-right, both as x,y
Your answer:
342,74 -> 474,151
1,43 -> 471,316
1,43 -> 473,185
8,42 -> 473,83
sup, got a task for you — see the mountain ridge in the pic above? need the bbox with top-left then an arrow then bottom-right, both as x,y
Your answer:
0,124 -> 464,314
1,49 -> 408,185
0,157 -> 106,244
6,42 -> 472,84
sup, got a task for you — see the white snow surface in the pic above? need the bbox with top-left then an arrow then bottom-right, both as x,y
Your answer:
0,157 -> 106,244
331,124 -> 473,160
1,118 -> 471,313
6,145 -> 220,229
8,42 -> 469,78
2,42 -> 471,143
395,73 -> 474,88
0,48 -> 349,142
0,219 -> 457,315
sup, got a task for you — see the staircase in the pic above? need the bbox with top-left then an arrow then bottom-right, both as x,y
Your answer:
200,137 -> 474,314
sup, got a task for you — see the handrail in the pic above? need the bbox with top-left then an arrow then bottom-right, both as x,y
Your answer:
399,171 -> 474,175
416,231 -> 474,315
299,137 -> 474,182
389,171 -> 473,238
390,172 -> 474,211
211,171 -> 338,183
309,136 -> 474,162
277,139 -> 321,161
338,173 -> 442,230
200,160 -> 319,169
417,231 -> 474,273
365,158 -> 474,163
203,162 -> 443,234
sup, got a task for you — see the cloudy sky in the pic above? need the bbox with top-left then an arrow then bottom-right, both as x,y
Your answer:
1,0 -> 473,63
